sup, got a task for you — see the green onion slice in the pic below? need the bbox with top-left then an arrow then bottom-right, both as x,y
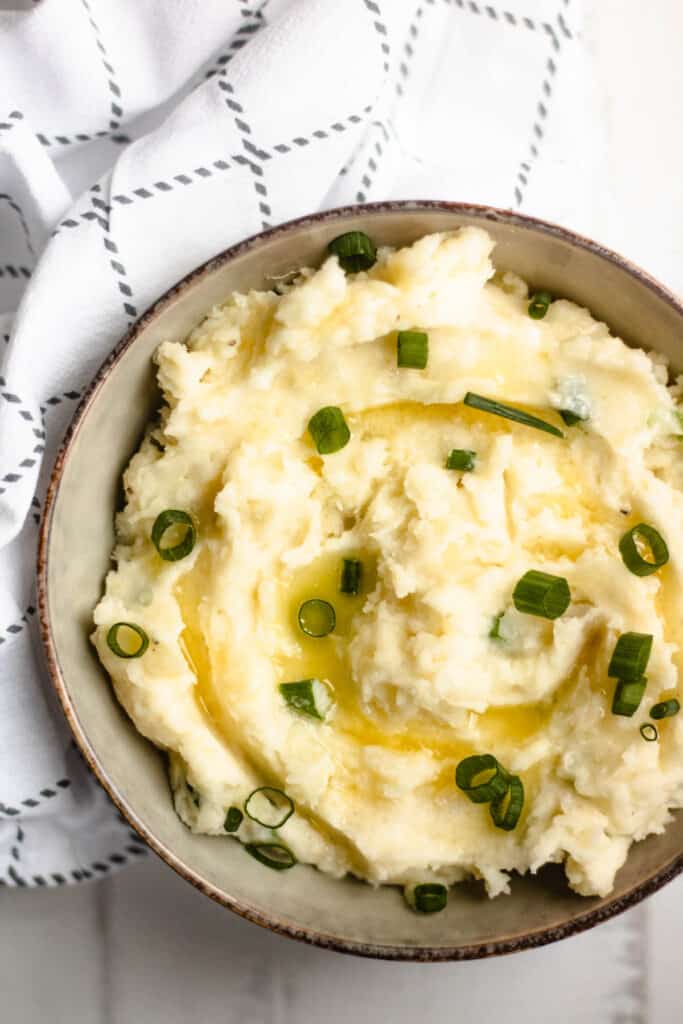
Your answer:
619,523 -> 669,577
340,557 -> 363,595
244,842 -> 297,871
512,570 -> 571,620
489,611 -> 505,640
404,882 -> 448,914
224,807 -> 243,832
308,406 -> 350,454
528,291 -> 553,319
446,448 -> 476,472
640,722 -> 658,742
455,754 -> 510,804
608,632 -> 653,681
463,392 -> 564,438
297,598 -> 336,638
650,698 -> 680,720
559,409 -> 585,426
106,622 -> 149,658
151,509 -> 196,562
490,774 -> 525,831
279,678 -> 335,721
612,677 -> 647,717
244,787 -> 294,829
327,231 -> 377,273
397,330 -> 428,369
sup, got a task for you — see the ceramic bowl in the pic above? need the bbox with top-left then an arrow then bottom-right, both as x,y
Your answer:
38,201 -> 683,960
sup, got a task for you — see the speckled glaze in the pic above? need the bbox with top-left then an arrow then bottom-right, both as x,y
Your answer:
37,202 -> 683,960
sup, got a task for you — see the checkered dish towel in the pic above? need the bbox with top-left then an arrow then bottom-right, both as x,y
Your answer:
0,0 -> 597,886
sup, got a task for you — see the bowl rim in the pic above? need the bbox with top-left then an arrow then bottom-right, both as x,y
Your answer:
37,199 -> 683,961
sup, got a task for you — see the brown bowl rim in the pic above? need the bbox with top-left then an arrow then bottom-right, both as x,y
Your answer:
37,199 -> 683,961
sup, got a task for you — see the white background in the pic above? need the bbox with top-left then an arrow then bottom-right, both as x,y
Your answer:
3,1 -> 683,1021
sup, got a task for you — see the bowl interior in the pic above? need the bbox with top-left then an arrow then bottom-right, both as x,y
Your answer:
41,203 -> 683,959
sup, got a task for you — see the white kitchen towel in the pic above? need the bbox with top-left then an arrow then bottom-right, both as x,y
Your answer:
0,0 -> 598,886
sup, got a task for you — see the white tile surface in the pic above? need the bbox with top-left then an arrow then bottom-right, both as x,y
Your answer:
4,2 -> 683,1022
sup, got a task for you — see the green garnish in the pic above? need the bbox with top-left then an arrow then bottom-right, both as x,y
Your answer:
298,598 -> 336,638
151,509 -> 196,562
279,679 -> 335,721
244,842 -> 297,871
650,699 -> 680,720
489,611 -> 505,640
244,787 -> 294,829
308,406 -> 350,454
397,330 -> 428,369
106,622 -> 149,658
489,774 -> 525,831
327,231 -> 377,273
640,723 -> 658,742
559,409 -> 585,426
528,291 -> 552,319
512,570 -> 571,620
612,677 -> 647,717
404,883 -> 448,914
224,807 -> 243,832
619,523 -> 669,577
446,449 -> 476,472
463,392 -> 564,438
340,558 -> 363,595
608,632 -> 653,681
455,754 -> 510,804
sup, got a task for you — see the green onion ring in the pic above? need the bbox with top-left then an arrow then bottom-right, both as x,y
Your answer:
619,523 -> 669,577
464,392 -> 564,438
106,622 -> 149,658
512,570 -> 571,620
455,754 -> 510,804
528,291 -> 553,319
340,558 -> 363,595
151,509 -> 197,562
559,409 -> 585,426
612,677 -> 647,717
650,698 -> 680,720
224,807 -> 243,832
297,598 -> 336,638
490,774 -> 525,831
404,882 -> 448,914
640,722 -> 658,742
397,330 -> 429,369
307,406 -> 350,455
608,632 -> 653,681
244,842 -> 297,871
446,449 -> 477,472
244,787 -> 294,829
489,611 -> 505,640
279,679 -> 335,721
327,231 -> 377,273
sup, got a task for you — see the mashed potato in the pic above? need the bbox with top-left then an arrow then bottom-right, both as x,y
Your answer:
93,227 -> 683,901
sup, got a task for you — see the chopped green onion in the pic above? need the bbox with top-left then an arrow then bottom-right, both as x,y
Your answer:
463,392 -> 564,438
446,449 -> 476,472
151,509 -> 196,562
640,722 -> 658,742
224,807 -> 243,832
528,291 -> 553,319
490,774 -> 524,831
340,558 -> 363,595
279,678 -> 335,721
559,409 -> 585,426
397,330 -> 428,369
489,611 -> 505,640
512,570 -> 571,620
327,231 -> 377,273
612,677 -> 647,717
608,632 -> 653,681
244,842 -> 297,871
650,698 -> 680,720
244,787 -> 294,829
297,598 -> 336,638
619,523 -> 669,577
106,622 -> 149,658
404,883 -> 448,914
455,754 -> 510,804
308,406 -> 350,454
